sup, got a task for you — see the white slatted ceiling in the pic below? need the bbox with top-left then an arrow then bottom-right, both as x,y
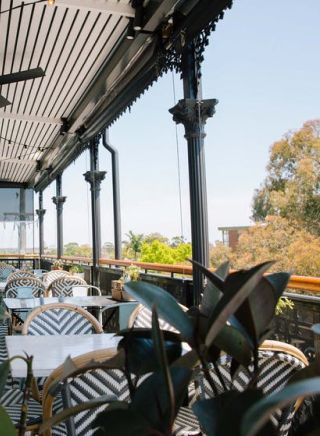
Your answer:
0,0 -> 130,183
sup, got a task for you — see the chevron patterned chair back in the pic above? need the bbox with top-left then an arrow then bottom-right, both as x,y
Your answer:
192,340 -> 308,436
43,270 -> 69,289
42,349 -> 200,436
128,304 -> 180,332
5,276 -> 45,298
0,264 -> 15,280
22,303 -> 103,335
47,276 -> 87,297
7,270 -> 35,281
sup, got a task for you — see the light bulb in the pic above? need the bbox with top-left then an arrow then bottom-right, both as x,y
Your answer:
48,0 -> 55,5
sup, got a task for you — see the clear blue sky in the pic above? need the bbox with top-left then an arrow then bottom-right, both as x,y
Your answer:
5,0 -> 319,250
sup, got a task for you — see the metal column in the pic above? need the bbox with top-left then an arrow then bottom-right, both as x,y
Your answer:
169,42 -> 217,305
102,130 -> 122,259
52,175 -> 66,259
36,191 -> 46,257
84,137 -> 106,286
18,188 -> 26,254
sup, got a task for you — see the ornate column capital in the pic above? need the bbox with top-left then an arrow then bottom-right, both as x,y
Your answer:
35,208 -> 46,218
169,98 -> 218,138
52,196 -> 67,206
83,171 -> 106,191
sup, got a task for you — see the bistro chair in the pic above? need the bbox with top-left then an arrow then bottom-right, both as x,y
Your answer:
128,303 -> 181,332
22,302 -> 103,335
42,349 -> 200,436
0,263 -> 15,281
7,270 -> 36,281
43,270 -> 70,289
5,276 -> 45,298
46,276 -> 87,297
192,340 -> 308,436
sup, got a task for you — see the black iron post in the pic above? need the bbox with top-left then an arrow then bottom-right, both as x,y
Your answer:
52,174 -> 66,259
36,191 -> 46,257
18,188 -> 26,254
102,130 -> 122,259
169,42 -> 217,305
84,137 -> 106,286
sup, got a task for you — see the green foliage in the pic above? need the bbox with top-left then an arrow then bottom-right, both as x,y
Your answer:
233,216 -> 320,276
252,119 -> 320,236
140,240 -> 192,264
69,264 -> 84,273
123,265 -> 140,281
124,231 -> 144,260
209,242 -> 233,269
64,242 -> 92,258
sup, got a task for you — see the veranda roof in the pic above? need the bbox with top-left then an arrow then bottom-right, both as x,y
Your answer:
0,0 -> 231,190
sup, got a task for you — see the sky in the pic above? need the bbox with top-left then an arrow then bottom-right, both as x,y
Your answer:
2,0 -> 320,250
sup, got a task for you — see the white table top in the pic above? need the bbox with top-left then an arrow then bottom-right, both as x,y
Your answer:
3,296 -> 128,310
6,334 -> 120,377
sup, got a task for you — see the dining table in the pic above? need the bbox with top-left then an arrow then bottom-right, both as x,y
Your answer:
3,296 -> 138,330
6,333 -> 120,377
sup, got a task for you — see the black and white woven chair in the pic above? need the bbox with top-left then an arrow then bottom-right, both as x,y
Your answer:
0,263 -> 15,281
192,340 -> 308,436
7,270 -> 36,281
43,270 -> 70,289
5,276 -> 45,298
22,302 -> 103,335
47,276 -> 87,298
42,348 -> 200,436
128,303 -> 181,332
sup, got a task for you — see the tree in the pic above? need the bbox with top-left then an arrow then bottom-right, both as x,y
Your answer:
252,119 -> 320,235
143,232 -> 169,245
233,216 -> 320,276
140,240 -> 192,264
125,231 -> 144,260
209,242 -> 233,269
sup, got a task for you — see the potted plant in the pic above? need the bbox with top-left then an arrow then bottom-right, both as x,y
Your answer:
68,264 -> 85,279
51,259 -> 64,271
112,265 -> 140,301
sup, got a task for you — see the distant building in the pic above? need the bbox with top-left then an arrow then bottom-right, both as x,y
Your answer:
218,226 -> 250,250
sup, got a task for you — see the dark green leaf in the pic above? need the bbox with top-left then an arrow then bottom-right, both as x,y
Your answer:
0,361 -> 11,397
93,408 -> 149,436
131,367 -> 192,433
193,390 -> 275,436
123,281 -> 194,341
151,306 -> 175,428
199,279 -> 222,317
215,261 -> 230,280
242,377 -> 320,436
118,335 -> 181,376
190,259 -> 224,291
212,324 -> 252,367
205,262 -> 274,348
0,405 -> 16,436
172,349 -> 199,369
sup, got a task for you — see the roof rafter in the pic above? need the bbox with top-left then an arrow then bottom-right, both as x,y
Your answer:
52,0 -> 135,17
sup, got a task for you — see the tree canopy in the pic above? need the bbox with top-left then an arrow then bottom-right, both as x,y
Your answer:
252,119 -> 320,235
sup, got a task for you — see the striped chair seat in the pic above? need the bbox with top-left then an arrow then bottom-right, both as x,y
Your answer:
43,350 -> 200,436
47,276 -> 87,298
128,304 -> 180,333
0,389 -> 42,426
7,271 -> 36,281
5,277 -> 45,297
0,264 -> 15,281
194,343 -> 308,436
22,304 -> 103,335
43,270 -> 70,289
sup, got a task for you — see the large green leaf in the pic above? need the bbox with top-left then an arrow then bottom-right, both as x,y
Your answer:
212,324 -> 252,367
233,273 -> 290,346
130,367 -> 192,433
118,330 -> 182,376
0,405 -> 16,436
215,261 -> 230,280
0,361 -> 10,397
193,390 -> 275,436
123,281 -> 194,341
190,259 -> 224,291
199,279 -> 223,317
241,377 -> 320,436
93,408 -> 149,436
205,262 -> 274,348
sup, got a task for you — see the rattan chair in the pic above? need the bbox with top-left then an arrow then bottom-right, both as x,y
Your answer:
0,263 -> 15,281
46,276 -> 87,297
22,302 -> 103,335
7,270 -> 36,281
128,303 -> 181,332
5,276 -> 45,298
42,349 -> 200,436
42,270 -> 70,289
192,340 -> 308,436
